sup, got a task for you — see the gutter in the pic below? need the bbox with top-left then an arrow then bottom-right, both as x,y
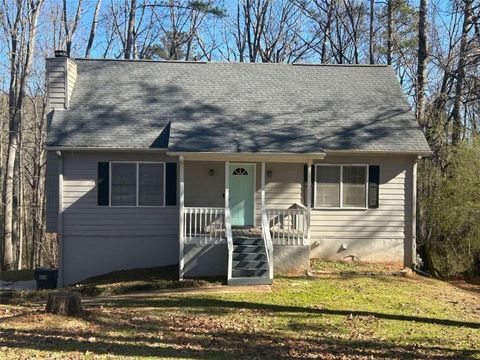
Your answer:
166,151 -> 327,158
45,146 -> 168,152
45,147 -> 432,158
325,150 -> 432,157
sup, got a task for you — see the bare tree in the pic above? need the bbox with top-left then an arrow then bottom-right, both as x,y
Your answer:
369,0 -> 375,64
2,0 -> 44,270
387,0 -> 393,65
62,0 -> 83,56
417,0 -> 428,127
124,0 -> 137,59
85,0 -> 102,58
452,0 -> 473,145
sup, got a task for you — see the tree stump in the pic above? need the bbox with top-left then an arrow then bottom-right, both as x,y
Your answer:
45,291 -> 82,316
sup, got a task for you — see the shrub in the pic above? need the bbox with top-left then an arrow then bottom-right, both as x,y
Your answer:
419,140 -> 480,278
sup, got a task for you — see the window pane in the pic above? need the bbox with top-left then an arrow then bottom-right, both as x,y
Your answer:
316,166 -> 340,207
343,166 -> 366,207
139,163 -> 164,206
111,163 -> 136,206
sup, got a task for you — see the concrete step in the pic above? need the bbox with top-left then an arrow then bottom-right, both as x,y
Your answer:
232,260 -> 267,269
232,268 -> 268,278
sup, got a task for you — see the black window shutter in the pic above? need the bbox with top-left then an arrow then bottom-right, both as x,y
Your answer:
368,165 -> 380,208
98,162 -> 109,206
303,165 -> 315,207
165,163 -> 177,206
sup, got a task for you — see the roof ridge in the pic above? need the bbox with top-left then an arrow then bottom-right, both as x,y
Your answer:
48,57 -> 389,68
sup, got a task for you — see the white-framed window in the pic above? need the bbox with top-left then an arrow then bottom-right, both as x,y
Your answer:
110,162 -> 165,207
314,164 -> 368,209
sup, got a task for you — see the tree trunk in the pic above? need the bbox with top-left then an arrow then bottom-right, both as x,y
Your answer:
369,0 -> 375,64
3,120 -> 18,270
452,0 -> 472,145
387,0 -> 393,65
46,292 -> 82,316
416,0 -> 428,128
3,0 -> 44,270
124,0 -> 137,59
17,121 -> 24,269
321,1 -> 334,63
85,0 -> 102,58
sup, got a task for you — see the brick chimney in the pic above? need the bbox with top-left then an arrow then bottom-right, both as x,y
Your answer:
46,50 -> 77,110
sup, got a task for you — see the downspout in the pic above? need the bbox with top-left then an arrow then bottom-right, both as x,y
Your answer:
411,157 -> 419,268
56,151 -> 64,287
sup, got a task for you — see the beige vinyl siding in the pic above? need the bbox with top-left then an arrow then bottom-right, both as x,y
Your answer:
67,59 -> 77,104
62,152 -> 178,237
47,59 -> 67,109
184,161 -> 225,207
60,151 -> 179,285
45,151 -> 59,232
47,57 -> 77,110
253,163 -> 304,224
310,155 -> 414,264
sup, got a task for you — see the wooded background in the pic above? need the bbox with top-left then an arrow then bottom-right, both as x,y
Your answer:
1,0 -> 479,277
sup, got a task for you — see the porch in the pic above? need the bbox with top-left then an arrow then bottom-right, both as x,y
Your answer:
178,158 -> 316,285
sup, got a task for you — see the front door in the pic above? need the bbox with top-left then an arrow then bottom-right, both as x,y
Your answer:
229,164 -> 255,226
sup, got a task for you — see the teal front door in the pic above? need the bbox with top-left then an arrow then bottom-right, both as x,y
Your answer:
229,164 -> 255,226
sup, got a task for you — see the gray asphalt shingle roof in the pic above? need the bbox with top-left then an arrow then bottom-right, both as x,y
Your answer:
47,59 -> 430,154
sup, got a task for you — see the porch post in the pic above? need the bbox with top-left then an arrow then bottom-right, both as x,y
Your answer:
261,162 -> 266,212
306,160 -> 312,246
179,156 -> 185,280
225,161 -> 229,209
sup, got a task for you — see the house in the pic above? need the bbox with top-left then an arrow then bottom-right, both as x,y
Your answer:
45,52 -> 431,286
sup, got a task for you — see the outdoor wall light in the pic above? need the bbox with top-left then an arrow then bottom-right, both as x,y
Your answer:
267,170 -> 273,177
209,169 -> 216,176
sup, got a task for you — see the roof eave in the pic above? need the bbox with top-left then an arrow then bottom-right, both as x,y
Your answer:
46,146 -> 168,152
324,149 -> 433,157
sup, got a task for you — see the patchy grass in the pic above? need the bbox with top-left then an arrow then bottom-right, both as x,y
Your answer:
0,274 -> 479,359
0,266 -> 222,304
312,259 -> 403,273
0,269 -> 34,282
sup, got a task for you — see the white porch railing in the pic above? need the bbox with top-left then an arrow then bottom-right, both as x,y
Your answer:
265,207 -> 307,245
261,210 -> 274,280
183,207 -> 226,244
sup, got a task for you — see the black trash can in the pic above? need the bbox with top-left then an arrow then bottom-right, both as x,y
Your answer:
34,268 -> 58,290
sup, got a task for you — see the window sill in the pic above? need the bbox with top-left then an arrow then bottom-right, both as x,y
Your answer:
108,205 -> 167,208
313,207 -> 369,211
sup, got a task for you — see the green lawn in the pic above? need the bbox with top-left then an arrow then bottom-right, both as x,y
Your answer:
0,273 -> 479,359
